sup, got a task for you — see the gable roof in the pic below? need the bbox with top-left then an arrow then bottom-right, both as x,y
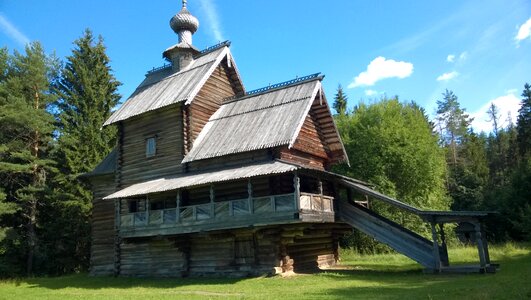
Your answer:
103,42 -> 243,126
182,74 -> 348,164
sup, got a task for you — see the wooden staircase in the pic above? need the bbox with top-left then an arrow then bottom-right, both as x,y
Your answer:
338,200 -> 437,269
336,178 -> 498,273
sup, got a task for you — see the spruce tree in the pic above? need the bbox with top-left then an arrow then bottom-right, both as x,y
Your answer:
516,83 -> 531,158
0,43 -> 59,275
50,29 -> 121,271
333,84 -> 348,115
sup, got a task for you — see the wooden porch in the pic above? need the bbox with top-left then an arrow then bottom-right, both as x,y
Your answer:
118,192 -> 335,238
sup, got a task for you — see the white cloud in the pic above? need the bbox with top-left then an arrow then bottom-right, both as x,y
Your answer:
446,54 -> 455,62
515,17 -> 531,42
0,14 -> 30,46
348,56 -> 413,88
459,51 -> 468,61
436,71 -> 459,81
198,0 -> 224,42
471,93 -> 521,133
365,89 -> 378,96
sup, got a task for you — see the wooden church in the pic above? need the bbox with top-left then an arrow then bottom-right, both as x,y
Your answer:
85,1 -> 497,277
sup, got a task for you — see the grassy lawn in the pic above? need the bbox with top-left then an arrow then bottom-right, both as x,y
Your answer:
1,243 -> 529,300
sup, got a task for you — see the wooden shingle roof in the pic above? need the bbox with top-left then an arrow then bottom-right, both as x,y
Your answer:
104,43 -> 241,126
182,75 -> 325,163
103,160 -> 299,199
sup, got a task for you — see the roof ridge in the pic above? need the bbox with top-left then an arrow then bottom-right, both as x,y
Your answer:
194,40 -> 231,58
210,96 -> 311,121
133,58 -> 217,94
223,73 -> 323,103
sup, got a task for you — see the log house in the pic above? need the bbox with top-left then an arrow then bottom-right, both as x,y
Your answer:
85,1 -> 497,277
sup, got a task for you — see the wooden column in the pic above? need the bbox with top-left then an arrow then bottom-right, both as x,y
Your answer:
248,179 -> 253,214
318,178 -> 324,212
145,196 -> 150,225
474,222 -> 487,272
293,172 -> 300,211
430,222 -> 441,272
210,185 -> 215,218
176,191 -> 181,223
115,199 -> 121,228
439,223 -> 449,267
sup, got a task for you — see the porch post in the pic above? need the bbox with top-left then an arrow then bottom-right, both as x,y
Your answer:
145,195 -> 150,225
318,178 -> 324,212
210,184 -> 215,218
430,222 -> 441,272
176,190 -> 181,223
474,222 -> 487,272
293,172 -> 300,211
248,179 -> 253,214
438,223 -> 449,267
115,199 -> 121,228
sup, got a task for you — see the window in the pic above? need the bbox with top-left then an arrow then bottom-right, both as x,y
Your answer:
146,137 -> 156,157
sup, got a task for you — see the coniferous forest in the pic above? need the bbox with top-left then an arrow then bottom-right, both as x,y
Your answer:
0,31 -> 530,277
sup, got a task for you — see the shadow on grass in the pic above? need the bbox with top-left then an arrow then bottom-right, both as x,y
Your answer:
312,252 -> 531,299
12,251 -> 530,300
18,274 -> 245,290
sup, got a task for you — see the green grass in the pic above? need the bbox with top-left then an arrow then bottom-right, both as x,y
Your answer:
1,243 -> 529,300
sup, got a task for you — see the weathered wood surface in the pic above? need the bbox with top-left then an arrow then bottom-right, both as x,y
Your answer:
337,200 -> 436,269
89,174 -> 116,276
278,147 -> 327,170
189,64 -> 237,145
120,105 -> 184,186
120,238 -> 187,277
292,108 -> 329,159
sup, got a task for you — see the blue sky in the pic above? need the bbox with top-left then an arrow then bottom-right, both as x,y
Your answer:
1,0 -> 530,132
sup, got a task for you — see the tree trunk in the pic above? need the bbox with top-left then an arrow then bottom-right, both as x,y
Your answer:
26,199 -> 37,276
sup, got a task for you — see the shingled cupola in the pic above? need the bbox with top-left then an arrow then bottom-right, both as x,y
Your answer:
163,0 -> 200,72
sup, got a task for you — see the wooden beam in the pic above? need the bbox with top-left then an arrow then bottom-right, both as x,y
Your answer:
474,222 -> 487,272
146,196 -> 150,225
248,179 -> 253,214
210,184 -> 215,218
430,222 -> 441,272
294,172 -> 300,212
176,191 -> 181,223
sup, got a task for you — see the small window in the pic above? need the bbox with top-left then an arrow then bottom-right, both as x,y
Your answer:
146,137 -> 156,157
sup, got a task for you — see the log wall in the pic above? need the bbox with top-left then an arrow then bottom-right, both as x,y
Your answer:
292,112 -> 329,159
189,64 -> 237,145
89,174 -> 117,276
277,147 -> 327,170
116,223 -> 349,277
120,238 -> 187,277
120,105 -> 184,186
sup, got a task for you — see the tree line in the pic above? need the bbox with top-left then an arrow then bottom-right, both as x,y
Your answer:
0,29 -> 529,276
333,84 -> 531,251
0,30 -> 119,276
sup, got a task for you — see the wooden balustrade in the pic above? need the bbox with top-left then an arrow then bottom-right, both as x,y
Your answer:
119,192 -> 333,228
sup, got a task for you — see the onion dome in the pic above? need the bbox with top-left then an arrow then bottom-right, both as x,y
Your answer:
170,0 -> 199,35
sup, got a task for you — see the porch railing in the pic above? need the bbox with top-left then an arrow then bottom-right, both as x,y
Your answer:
119,192 -> 333,228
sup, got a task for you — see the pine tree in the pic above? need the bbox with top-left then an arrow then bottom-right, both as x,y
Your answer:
0,43 -> 59,275
516,83 -> 531,158
436,89 -> 473,165
333,84 -> 348,115
49,29 -> 121,272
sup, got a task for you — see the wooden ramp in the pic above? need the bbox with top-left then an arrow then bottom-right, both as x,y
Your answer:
338,200 -> 436,269
336,179 -> 498,273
